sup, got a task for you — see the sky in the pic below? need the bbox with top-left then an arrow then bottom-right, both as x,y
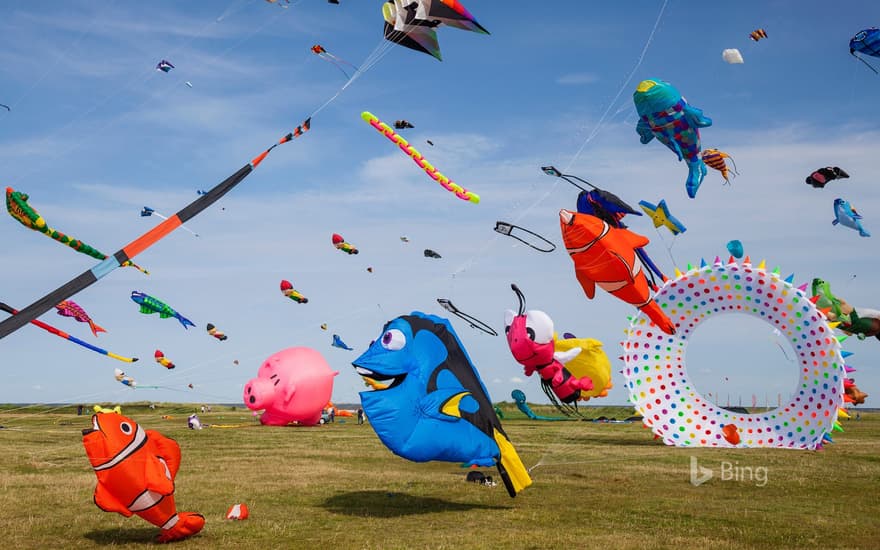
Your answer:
0,0 -> 878,410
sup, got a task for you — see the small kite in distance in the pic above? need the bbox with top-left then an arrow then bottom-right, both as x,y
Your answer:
493,221 -> 556,253
332,334 -> 353,350
749,29 -> 767,42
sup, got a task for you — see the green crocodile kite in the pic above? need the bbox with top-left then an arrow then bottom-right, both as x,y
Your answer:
5,186 -> 148,274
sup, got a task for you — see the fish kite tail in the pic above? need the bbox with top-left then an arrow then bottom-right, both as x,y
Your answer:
685,159 -> 707,199
152,510 -> 205,544
492,428 -> 532,497
640,300 -> 676,335
89,321 -> 107,337
860,229 -> 871,237
177,315 -> 196,330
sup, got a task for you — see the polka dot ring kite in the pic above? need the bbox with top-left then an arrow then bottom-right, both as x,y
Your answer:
623,256 -> 852,449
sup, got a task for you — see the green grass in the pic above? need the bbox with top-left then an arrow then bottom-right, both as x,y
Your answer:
1,403 -> 878,549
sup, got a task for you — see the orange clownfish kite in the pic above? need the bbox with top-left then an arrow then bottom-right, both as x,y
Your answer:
559,209 -> 675,335
82,412 -> 205,543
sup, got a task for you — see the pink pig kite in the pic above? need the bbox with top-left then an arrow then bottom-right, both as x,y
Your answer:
243,347 -> 338,426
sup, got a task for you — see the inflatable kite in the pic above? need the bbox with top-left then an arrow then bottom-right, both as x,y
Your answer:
424,249 -> 442,259
310,44 -> 359,79
0,116 -> 311,341
504,284 -> 607,414
6,187 -> 148,274
280,280 -> 308,303
362,111 -> 480,203
542,166 -> 666,285
55,300 -> 105,337
243,347 -> 338,426
381,0 -> 489,61
352,311 -> 532,497
559,209 -> 675,335
726,239 -> 744,259
633,79 -> 713,198
722,49 -> 744,64
623,257 -> 850,449
437,298 -> 497,336
332,233 -> 358,254
702,148 -> 738,184
493,221 -> 556,253
206,323 -> 228,341
850,28 -> 880,74
511,390 -> 570,421
187,414 -> 202,430
806,166 -> 849,188
749,28 -> 768,41
844,379 -> 868,405
114,368 -> 136,387
82,411 -> 205,542
225,503 -> 249,520
332,334 -> 354,350
833,198 -> 870,237
130,292 -> 195,329
141,206 -> 198,237
156,59 -> 174,72
638,199 -> 686,235
0,301 -> 137,363
155,350 -> 175,369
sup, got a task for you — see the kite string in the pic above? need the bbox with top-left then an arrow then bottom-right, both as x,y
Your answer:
564,0 -> 668,172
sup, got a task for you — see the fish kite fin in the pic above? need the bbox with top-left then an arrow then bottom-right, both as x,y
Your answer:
419,388 -> 474,422
89,321 -> 107,337
146,430 -> 182,480
94,483 -> 134,516
139,305 -> 154,314
492,428 -> 532,497
576,272 -> 597,299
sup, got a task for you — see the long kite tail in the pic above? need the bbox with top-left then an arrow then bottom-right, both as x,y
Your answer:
0,118 -> 310,341
0,302 -> 138,363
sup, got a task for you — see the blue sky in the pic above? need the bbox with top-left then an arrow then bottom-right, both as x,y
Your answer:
1,0 -> 878,410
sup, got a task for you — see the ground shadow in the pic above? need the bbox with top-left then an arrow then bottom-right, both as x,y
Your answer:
322,491 -> 510,517
83,527 -> 158,545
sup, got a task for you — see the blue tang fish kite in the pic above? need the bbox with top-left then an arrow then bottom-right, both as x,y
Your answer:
352,312 -> 532,497
633,79 -> 713,199
833,198 -> 871,237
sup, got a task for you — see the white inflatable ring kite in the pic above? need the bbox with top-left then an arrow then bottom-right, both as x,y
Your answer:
622,258 -> 846,449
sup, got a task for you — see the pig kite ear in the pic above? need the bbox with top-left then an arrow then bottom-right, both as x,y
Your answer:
281,382 -> 297,406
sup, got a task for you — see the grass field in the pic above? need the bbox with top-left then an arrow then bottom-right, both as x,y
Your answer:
1,402 -> 877,549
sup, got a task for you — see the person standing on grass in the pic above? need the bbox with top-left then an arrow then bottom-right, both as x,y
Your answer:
357,408 -> 364,424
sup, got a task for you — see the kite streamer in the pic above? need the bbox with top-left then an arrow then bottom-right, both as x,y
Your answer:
0,302 -> 138,363
361,111 -> 479,204
622,257 -> 848,449
0,117 -> 310,340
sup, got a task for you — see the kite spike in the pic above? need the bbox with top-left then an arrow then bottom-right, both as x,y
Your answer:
809,295 -> 821,304
844,364 -> 856,373
836,334 -> 849,343
827,321 -> 841,330
743,255 -> 751,264
686,263 -> 694,272
757,259 -> 766,270
674,267 -> 683,278
838,408 -> 851,419
797,282 -> 809,292
844,394 -> 854,403
699,258 -> 707,268
713,256 -> 722,266
815,443 -> 824,451
822,433 -> 833,444
833,421 -> 844,433
841,350 -> 854,358
784,273 -> 795,284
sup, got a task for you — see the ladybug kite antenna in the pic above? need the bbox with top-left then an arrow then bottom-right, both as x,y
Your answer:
511,284 -> 526,316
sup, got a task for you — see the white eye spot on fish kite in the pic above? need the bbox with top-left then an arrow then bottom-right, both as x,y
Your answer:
381,329 -> 406,351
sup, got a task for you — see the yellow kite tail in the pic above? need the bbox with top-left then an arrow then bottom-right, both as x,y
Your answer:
493,428 -> 532,497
